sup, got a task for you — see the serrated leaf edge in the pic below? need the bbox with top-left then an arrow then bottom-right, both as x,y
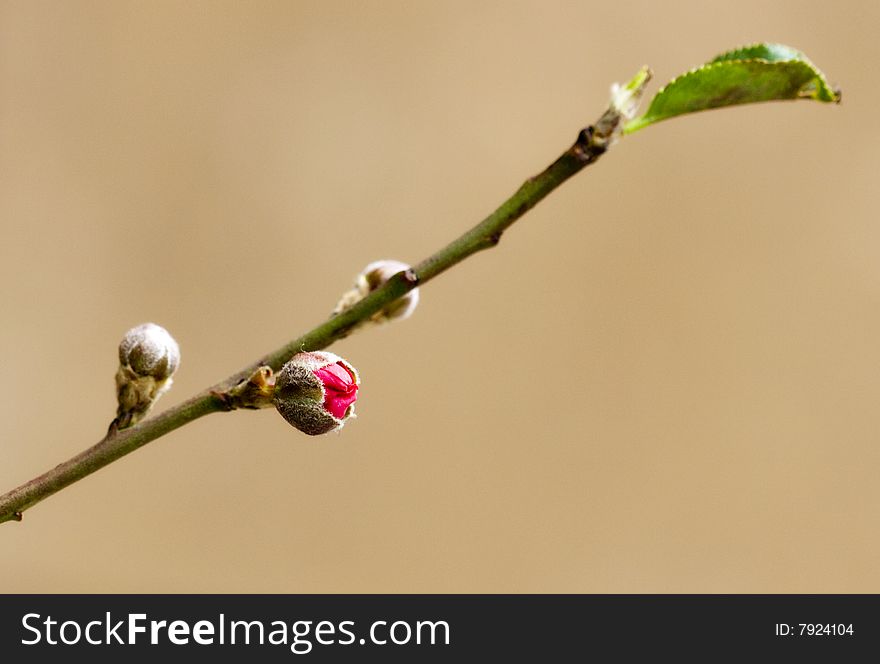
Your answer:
710,42 -> 806,64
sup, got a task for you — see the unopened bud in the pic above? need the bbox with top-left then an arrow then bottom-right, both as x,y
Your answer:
227,366 -> 276,410
273,351 -> 359,436
596,66 -> 651,145
333,259 -> 419,326
114,322 -> 180,429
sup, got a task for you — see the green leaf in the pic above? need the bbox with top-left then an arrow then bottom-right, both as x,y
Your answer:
623,43 -> 840,134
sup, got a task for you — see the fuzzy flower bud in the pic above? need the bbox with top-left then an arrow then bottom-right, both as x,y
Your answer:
333,259 -> 419,327
114,322 -> 180,429
273,351 -> 359,436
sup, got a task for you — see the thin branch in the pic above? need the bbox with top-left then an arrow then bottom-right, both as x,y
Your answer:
0,69 -> 650,525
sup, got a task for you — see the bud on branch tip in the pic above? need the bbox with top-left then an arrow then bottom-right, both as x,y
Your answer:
594,66 -> 652,146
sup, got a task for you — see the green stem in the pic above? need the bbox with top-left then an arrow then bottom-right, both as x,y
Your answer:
0,70 -> 648,525
0,394 -> 224,524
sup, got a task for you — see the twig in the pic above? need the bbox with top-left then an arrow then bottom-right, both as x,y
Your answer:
0,68 -> 651,525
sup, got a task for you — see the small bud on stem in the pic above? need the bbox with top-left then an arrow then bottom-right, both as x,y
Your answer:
114,322 -> 180,430
225,366 -> 276,410
334,259 -> 420,329
594,66 -> 651,147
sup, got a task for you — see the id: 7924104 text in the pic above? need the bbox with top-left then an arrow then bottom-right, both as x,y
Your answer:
775,623 -> 854,637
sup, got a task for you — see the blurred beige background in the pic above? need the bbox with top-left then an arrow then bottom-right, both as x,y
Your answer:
1,0 -> 877,593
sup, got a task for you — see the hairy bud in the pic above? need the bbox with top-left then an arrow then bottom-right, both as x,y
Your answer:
333,259 -> 419,327
273,352 -> 359,436
114,322 -> 180,429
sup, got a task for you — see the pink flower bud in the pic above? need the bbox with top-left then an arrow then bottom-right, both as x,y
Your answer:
273,351 -> 360,435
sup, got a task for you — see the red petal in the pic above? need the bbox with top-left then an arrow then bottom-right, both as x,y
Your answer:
314,363 -> 358,419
